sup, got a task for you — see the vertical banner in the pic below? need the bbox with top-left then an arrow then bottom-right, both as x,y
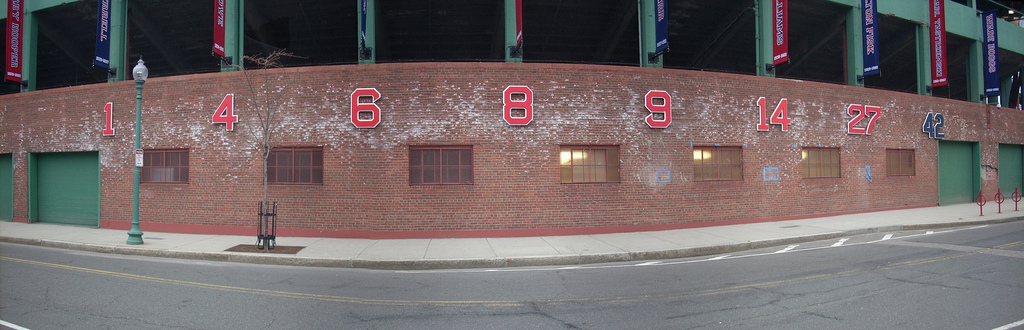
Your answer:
654,0 -> 668,55
5,0 -> 23,83
982,10 -> 999,96
862,0 -> 879,76
360,0 -> 367,46
515,0 -> 522,49
94,0 -> 112,69
772,0 -> 788,65
213,0 -> 226,57
929,0 -> 947,87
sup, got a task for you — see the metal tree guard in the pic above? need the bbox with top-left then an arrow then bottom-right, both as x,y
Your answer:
256,201 -> 277,250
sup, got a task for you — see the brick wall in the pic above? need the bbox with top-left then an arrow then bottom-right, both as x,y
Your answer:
2,62 -> 1022,238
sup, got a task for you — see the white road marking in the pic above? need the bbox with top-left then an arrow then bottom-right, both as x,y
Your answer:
1,320 -> 30,330
635,261 -> 661,266
398,225 -> 993,274
926,231 -> 935,235
774,245 -> 799,253
831,238 -> 850,247
992,318 -> 1024,330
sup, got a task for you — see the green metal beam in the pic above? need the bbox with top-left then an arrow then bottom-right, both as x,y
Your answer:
638,0 -> 661,68
108,0 -> 127,81
754,0 -> 773,77
222,0 -> 244,70
967,40 -> 982,102
504,0 -> 521,63
916,24 -> 931,96
24,0 -> 76,12
21,10 -> 36,91
358,0 -> 376,64
846,5 -> 863,86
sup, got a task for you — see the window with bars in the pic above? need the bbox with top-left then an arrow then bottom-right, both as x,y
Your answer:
409,146 -> 473,185
693,146 -> 743,181
801,147 -> 841,178
559,146 -> 620,183
886,149 -> 915,176
142,149 -> 189,183
268,147 -> 324,184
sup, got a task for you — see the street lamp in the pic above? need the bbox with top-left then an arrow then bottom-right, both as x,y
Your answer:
127,58 -> 148,245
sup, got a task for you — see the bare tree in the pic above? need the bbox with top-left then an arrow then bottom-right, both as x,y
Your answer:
233,49 -> 302,249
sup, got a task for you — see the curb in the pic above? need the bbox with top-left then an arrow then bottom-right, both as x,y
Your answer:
3,216 -> 1022,270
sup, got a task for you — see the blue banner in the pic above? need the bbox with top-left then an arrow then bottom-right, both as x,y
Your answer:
654,0 -> 668,54
94,0 -> 111,69
360,0 -> 367,47
982,10 -> 1000,96
862,0 -> 879,76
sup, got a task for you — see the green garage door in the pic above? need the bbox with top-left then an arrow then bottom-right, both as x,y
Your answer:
999,144 -> 1024,195
937,141 -> 980,205
0,154 -> 12,221
32,152 -> 100,226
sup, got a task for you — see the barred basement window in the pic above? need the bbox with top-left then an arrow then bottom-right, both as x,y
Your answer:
886,149 -> 915,176
409,146 -> 473,185
268,147 -> 324,185
560,146 -> 620,183
802,147 -> 841,178
693,146 -> 743,181
142,149 -> 189,183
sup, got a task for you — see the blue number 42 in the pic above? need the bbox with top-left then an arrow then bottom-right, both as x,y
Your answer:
922,112 -> 945,139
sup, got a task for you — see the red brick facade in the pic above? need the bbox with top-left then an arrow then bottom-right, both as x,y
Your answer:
2,62 -> 1023,238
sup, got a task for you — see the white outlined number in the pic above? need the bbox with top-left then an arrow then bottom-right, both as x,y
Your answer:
922,112 -> 945,139
503,86 -> 534,126
212,94 -> 238,131
351,88 -> 382,128
645,90 -> 671,128
756,97 -> 790,131
847,104 -> 881,135
102,102 -> 115,136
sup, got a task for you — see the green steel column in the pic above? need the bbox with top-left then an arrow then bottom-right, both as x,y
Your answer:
107,0 -> 127,81
222,0 -> 244,71
638,0 -> 661,68
846,5 -> 864,87
504,0 -> 522,63
754,0 -> 773,77
916,24 -> 931,96
967,40 -> 982,102
19,10 -> 36,91
358,0 -> 376,64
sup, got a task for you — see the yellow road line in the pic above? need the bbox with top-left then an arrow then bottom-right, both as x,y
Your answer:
0,250 -> 977,307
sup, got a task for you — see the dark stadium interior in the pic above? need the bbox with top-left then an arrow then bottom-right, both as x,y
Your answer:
4,0 -> 1024,100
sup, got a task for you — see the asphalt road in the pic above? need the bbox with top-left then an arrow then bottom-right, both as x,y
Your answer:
2,221 -> 1023,329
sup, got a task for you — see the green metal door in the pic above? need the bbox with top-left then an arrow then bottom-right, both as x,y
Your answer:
937,141 -> 979,205
998,144 -> 1024,195
32,152 -> 100,226
0,154 -> 12,221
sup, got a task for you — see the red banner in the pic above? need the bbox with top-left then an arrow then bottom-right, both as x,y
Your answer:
930,0 -> 947,87
772,0 -> 788,65
6,0 -> 23,83
515,0 -> 522,49
213,0 -> 226,57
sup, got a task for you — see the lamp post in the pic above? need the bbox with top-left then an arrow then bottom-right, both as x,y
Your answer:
127,58 -> 148,245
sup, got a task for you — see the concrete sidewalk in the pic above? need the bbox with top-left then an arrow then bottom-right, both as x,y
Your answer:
2,203 -> 1023,270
